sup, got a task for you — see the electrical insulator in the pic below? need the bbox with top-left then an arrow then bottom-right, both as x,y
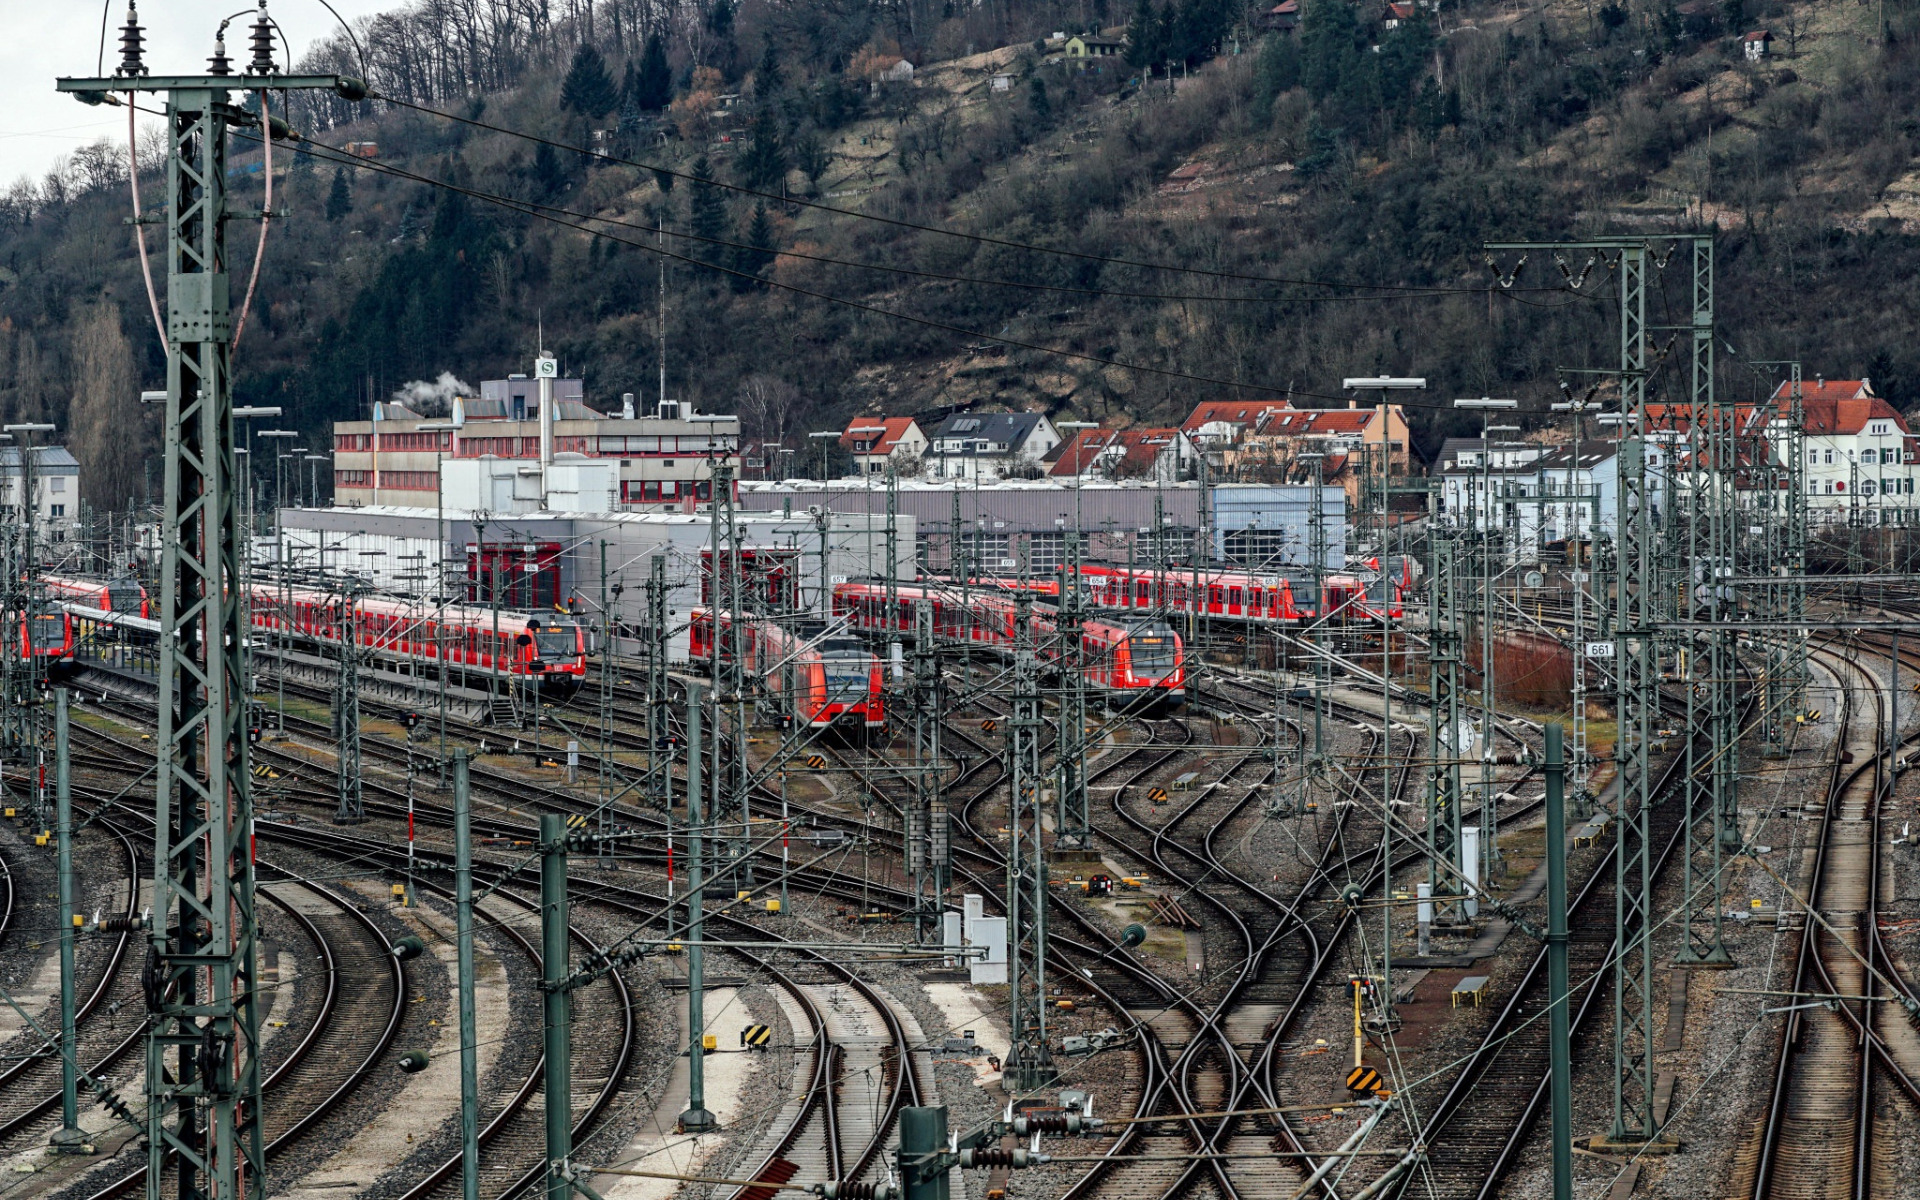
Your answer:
1011,1113 -> 1103,1136
958,1148 -> 1048,1169
117,3 -> 147,76
811,1183 -> 897,1200
208,29 -> 233,75
391,935 -> 425,961
101,913 -> 145,933
397,1050 -> 430,1073
248,2 -> 277,74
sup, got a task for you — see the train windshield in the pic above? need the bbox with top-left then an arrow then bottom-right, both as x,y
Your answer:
106,581 -> 143,613
534,627 -> 581,660
1128,625 -> 1179,678
821,652 -> 874,702
26,610 -> 64,651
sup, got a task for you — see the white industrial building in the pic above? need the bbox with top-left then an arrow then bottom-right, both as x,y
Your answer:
267,505 -> 913,663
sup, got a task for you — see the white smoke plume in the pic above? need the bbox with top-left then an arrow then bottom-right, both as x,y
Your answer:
390,372 -> 473,416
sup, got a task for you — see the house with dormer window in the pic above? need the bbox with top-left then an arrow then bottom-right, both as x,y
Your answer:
926,412 -> 1062,480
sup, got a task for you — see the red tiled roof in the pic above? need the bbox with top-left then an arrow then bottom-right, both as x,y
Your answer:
840,416 -> 919,453
1049,428 -> 1182,476
1181,401 -> 1296,435
1744,28 -> 1771,39
1385,3 -> 1415,17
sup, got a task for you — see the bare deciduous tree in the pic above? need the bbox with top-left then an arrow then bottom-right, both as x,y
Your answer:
734,374 -> 809,449
68,304 -> 145,509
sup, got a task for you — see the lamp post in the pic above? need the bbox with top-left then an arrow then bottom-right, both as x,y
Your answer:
286,447 -> 308,507
305,454 -> 329,507
1454,397 -> 1521,882
807,430 -> 840,482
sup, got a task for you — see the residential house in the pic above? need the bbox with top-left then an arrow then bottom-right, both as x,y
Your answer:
1179,401 -> 1298,468
1233,403 -> 1416,505
1743,29 -> 1772,59
1257,0 -> 1301,31
1531,441 -> 1622,549
0,446 -> 80,542
1046,428 -> 1196,482
1382,2 -> 1416,26
839,416 -> 928,475
1439,436 -> 1671,560
1064,34 -> 1125,64
1773,378 -> 1919,521
926,413 -> 1062,480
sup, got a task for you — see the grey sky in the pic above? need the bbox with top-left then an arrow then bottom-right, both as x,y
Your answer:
0,0 -> 394,187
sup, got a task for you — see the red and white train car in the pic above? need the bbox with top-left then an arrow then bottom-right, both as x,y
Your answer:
959,560 -> 1406,625
832,581 -> 1185,710
247,584 -> 588,697
689,610 -> 885,731
40,575 -> 151,619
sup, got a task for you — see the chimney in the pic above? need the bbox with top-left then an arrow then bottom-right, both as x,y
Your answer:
621,392 -> 636,419
1348,396 -> 1357,409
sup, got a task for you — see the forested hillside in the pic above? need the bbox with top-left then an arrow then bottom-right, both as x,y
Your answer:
3,0 -> 1919,508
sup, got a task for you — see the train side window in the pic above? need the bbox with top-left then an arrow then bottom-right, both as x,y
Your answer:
1227,587 -> 1242,608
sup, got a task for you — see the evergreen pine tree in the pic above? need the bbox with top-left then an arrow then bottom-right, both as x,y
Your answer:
533,141 -> 569,196
688,155 -> 730,267
756,43 -> 784,95
634,33 -> 673,111
325,166 -> 352,222
729,201 -> 777,292
618,60 -> 643,131
561,43 -> 619,119
1124,0 -> 1160,68
736,108 -> 788,190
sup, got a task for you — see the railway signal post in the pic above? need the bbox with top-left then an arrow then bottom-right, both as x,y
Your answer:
58,19 -> 368,1197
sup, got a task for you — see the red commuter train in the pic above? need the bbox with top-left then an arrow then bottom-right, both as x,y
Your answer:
247,584 -> 588,697
689,610 -> 885,731
40,575 -> 151,619
959,560 -> 1407,624
832,581 -> 1185,710
13,604 -> 74,666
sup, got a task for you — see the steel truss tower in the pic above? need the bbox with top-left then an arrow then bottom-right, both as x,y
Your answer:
910,604 -> 950,938
1054,532 -> 1092,851
708,461 -> 750,888
334,584 -> 365,824
1677,237 -> 1734,966
59,35 -> 364,1200
1487,236 -> 1669,1145
646,554 -> 670,807
1425,530 -> 1465,912
1004,592 -> 1054,1090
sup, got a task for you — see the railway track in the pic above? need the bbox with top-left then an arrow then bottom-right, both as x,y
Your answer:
0,820 -> 140,1154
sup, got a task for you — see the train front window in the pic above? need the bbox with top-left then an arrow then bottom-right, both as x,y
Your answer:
1128,627 -> 1178,678
27,613 -> 63,650
822,655 -> 873,702
534,628 -> 580,660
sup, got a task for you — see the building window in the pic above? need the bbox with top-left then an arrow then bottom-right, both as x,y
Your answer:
50,477 -> 66,493
1825,449 -> 1834,464
1026,533 -> 1065,573
1809,450 -> 1818,466
1864,449 -> 1878,465
49,504 -> 64,517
